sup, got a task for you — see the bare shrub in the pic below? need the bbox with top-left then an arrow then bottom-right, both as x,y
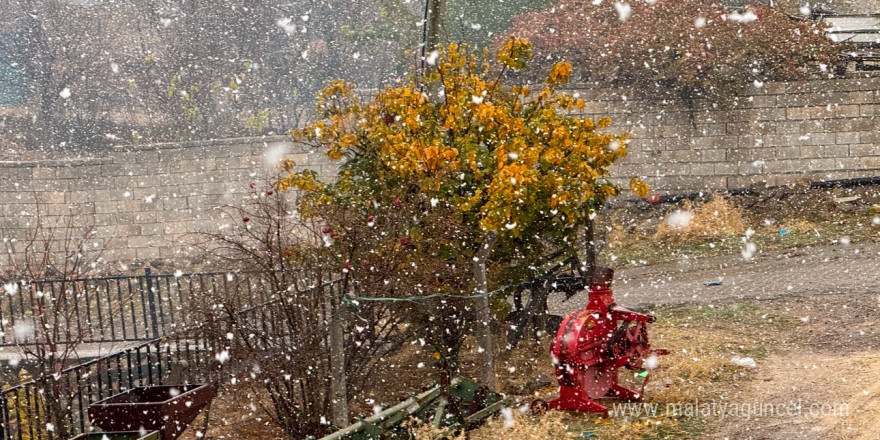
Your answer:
192,180 -> 414,437
1,204 -> 111,440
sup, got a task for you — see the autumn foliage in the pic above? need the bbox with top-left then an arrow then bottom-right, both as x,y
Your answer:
284,39 -> 647,239
278,39 -> 645,399
506,0 -> 841,101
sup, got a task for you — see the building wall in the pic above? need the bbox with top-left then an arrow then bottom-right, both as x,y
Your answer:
1,75 -> 880,264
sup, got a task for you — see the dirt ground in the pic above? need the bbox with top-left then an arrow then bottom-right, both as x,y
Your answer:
184,184 -> 880,439
675,290 -> 880,440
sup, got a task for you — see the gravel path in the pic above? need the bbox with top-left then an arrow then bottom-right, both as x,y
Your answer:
549,239 -> 880,314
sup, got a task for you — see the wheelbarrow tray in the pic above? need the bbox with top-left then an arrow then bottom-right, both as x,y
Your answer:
88,385 -> 213,440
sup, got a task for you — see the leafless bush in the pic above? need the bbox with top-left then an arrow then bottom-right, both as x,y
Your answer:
1,204 -> 112,440
193,179 -> 414,437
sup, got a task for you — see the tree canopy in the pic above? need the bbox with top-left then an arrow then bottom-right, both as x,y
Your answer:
284,38 -> 647,245
505,0 -> 840,102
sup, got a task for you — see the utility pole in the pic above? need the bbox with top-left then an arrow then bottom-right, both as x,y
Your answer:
425,0 -> 446,55
421,0 -> 446,87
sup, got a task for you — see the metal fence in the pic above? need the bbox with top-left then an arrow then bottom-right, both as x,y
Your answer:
0,334 -> 218,440
0,269 -> 285,347
0,268 -> 338,440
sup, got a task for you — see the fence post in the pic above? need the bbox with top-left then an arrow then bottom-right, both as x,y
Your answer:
144,268 -> 160,338
0,394 -> 6,440
328,282 -> 349,428
473,232 -> 497,392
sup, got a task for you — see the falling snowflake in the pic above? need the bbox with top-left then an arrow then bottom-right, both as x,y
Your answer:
741,242 -> 757,261
277,18 -> 296,35
666,210 -> 693,229
644,354 -> 660,370
3,282 -> 18,296
425,50 -> 439,66
614,2 -> 631,21
728,10 -> 758,23
501,407 -> 515,428
13,320 -> 34,339
215,350 -> 230,364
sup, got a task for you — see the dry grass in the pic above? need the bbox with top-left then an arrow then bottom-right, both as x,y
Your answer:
470,409 -> 578,440
655,197 -> 747,243
583,416 -> 684,439
778,218 -> 818,234
493,337 -> 556,396
407,419 -> 466,440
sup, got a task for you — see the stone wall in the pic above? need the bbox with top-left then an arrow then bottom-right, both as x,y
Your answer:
569,75 -> 880,193
1,75 -> 880,264
0,136 -> 338,265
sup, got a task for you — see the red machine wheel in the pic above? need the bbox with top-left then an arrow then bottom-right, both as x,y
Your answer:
609,321 -> 650,370
625,322 -> 649,370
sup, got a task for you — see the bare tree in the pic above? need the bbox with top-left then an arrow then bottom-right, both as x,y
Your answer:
0,0 -> 119,150
1,204 -> 112,440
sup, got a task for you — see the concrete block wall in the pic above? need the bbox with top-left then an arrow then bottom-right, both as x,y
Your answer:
0,137 -> 338,265
567,74 -> 880,194
2,75 -> 880,264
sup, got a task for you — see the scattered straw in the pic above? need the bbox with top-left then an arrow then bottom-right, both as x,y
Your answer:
407,418 -> 465,440
655,197 -> 746,242
470,409 -> 577,440
780,219 -> 818,234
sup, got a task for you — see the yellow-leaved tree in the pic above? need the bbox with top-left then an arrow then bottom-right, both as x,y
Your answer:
280,37 -> 647,400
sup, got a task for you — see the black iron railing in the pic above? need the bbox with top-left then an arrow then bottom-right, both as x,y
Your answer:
0,269 -> 286,347
0,334 -> 219,440
0,269 -> 339,440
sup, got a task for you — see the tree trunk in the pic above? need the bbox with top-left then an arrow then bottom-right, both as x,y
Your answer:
328,290 -> 348,428
473,231 -> 498,391
584,218 -> 597,282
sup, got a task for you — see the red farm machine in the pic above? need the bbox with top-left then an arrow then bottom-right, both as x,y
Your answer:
535,267 -> 668,415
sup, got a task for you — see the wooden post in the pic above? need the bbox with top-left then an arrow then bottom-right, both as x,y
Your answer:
328,283 -> 349,428
473,231 -> 498,391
